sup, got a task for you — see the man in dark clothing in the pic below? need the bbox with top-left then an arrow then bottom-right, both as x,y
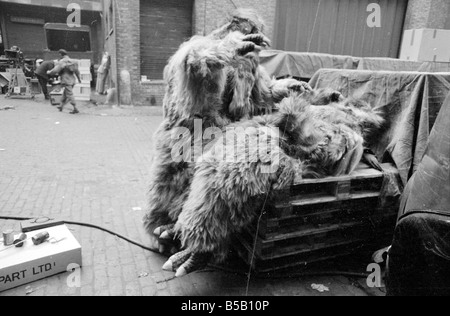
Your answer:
48,50 -> 81,114
35,59 -> 55,100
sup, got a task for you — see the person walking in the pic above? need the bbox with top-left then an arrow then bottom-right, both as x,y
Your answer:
96,52 -> 111,95
48,50 -> 82,114
35,59 -> 55,100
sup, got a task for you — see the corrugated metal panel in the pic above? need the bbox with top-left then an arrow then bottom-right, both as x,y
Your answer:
274,0 -> 408,58
140,0 -> 193,80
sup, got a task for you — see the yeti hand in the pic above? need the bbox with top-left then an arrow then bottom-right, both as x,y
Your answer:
363,152 -> 383,172
242,34 -> 271,48
236,34 -> 271,56
288,81 -> 313,94
153,224 -> 180,255
162,249 -> 212,278
271,79 -> 313,103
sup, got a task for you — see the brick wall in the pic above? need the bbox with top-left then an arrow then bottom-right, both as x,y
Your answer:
138,81 -> 166,107
115,0 -> 141,105
193,0 -> 277,40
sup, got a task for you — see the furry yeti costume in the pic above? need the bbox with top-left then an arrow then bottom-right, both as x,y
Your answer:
294,98 -> 384,178
162,94 -> 370,277
304,95 -> 385,172
145,10 -> 310,233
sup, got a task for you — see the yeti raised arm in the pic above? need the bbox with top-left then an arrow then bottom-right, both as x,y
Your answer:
163,32 -> 273,127
163,8 -> 311,125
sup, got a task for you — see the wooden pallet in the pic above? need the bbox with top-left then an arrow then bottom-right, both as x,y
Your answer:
235,163 -> 400,273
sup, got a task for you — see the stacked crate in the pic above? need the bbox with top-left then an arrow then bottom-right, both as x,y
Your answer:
74,59 -> 91,102
235,163 -> 400,273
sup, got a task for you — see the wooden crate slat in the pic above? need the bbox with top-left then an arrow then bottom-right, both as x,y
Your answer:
293,163 -> 387,185
269,198 -> 379,225
289,191 -> 381,207
262,201 -> 388,239
268,197 -> 379,220
234,163 -> 401,272
271,163 -> 395,207
259,220 -> 367,243
241,220 -> 370,259
236,240 -> 367,273
236,231 -> 396,273
260,225 -> 368,259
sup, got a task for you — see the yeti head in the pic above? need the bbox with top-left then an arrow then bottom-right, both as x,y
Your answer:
228,8 -> 266,35
209,8 -> 266,40
265,95 -> 323,159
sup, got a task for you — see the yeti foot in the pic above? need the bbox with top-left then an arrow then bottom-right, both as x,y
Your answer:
162,250 -> 212,278
153,224 -> 175,238
153,224 -> 180,255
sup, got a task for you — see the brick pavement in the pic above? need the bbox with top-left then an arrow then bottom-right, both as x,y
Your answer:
0,96 -> 384,297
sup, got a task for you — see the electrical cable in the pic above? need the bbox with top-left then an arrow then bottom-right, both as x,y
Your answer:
0,215 -> 159,254
246,195 -> 269,296
0,215 -> 371,280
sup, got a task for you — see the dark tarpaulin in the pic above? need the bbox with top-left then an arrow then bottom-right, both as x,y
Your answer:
357,58 -> 450,73
259,50 -> 359,79
399,93 -> 450,216
387,212 -> 450,296
309,69 -> 450,186
387,95 -> 450,296
259,50 -> 450,80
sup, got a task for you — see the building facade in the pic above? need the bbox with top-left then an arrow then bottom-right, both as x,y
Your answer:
0,0 -> 103,65
4,0 -> 446,106
104,0 -> 276,106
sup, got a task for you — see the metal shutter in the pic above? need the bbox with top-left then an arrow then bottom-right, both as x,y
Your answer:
140,0 -> 193,80
274,0 -> 408,58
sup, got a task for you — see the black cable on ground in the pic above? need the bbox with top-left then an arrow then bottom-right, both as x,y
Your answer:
0,215 -> 33,221
0,215 -> 159,254
64,220 -> 159,254
0,215 -> 371,280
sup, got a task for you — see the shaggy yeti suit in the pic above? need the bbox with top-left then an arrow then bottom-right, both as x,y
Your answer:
164,95 -> 374,276
144,9 -> 385,276
304,95 -> 386,172
145,15 -> 308,232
